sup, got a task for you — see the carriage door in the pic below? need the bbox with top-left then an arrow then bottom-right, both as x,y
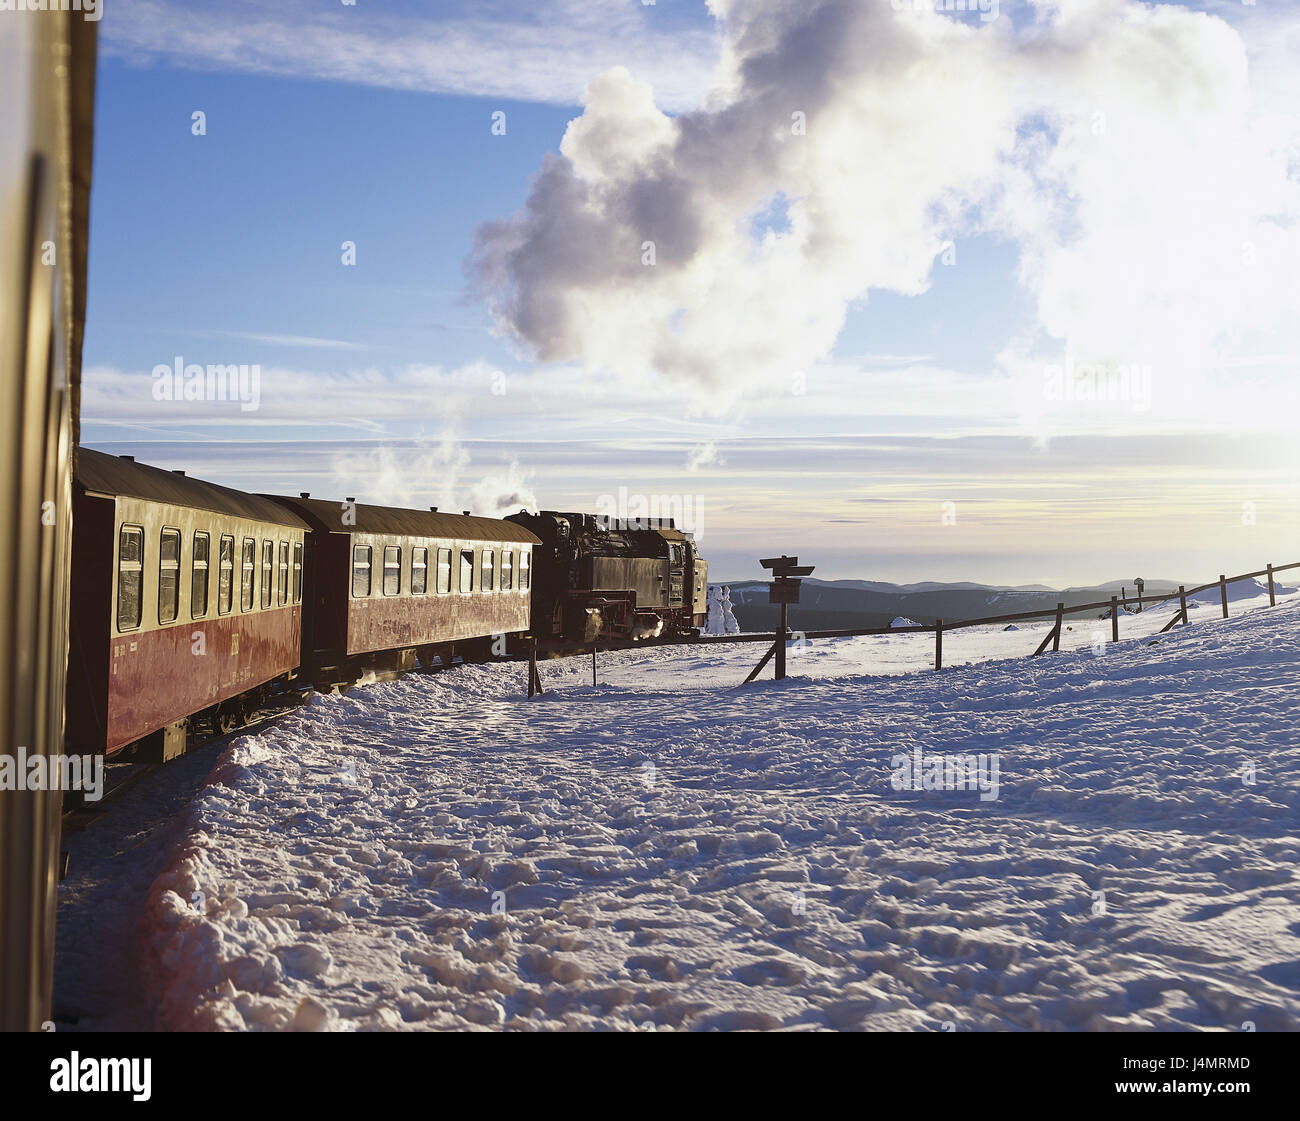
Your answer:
668,543 -> 685,606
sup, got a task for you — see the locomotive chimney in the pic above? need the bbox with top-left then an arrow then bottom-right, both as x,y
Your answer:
346,496 -> 355,503
463,510 -> 470,516
300,491 -> 310,499
119,454 -> 134,461
430,506 -> 438,512
171,469 -> 185,475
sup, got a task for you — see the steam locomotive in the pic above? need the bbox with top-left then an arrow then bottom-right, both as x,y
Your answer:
507,511 -> 708,644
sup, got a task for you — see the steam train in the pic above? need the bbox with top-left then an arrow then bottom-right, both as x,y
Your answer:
507,510 -> 708,643
3,7 -> 712,1029
66,450 -> 709,765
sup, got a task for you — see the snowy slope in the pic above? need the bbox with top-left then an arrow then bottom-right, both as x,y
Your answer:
121,590 -> 1300,1031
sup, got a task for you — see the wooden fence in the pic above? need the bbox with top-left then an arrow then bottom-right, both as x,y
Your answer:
699,560 -> 1300,679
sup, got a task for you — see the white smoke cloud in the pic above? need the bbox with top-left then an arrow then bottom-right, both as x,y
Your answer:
686,441 -> 724,472
328,430 -> 469,511
329,434 -> 537,518
468,460 -> 538,519
469,0 -> 1300,406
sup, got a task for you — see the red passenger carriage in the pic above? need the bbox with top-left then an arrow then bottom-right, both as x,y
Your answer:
69,450 -> 310,760
268,495 -> 538,680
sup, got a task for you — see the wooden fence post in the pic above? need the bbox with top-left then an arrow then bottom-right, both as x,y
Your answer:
1267,563 -> 1276,606
1052,602 -> 1064,652
935,619 -> 943,671
592,645 -> 597,686
1219,575 -> 1229,619
528,638 -> 544,697
1121,586 -> 1127,610
742,640 -> 780,685
1111,596 -> 1119,643
775,600 -> 788,681
1178,585 -> 1188,626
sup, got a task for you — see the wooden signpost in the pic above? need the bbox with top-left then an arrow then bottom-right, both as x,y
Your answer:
745,555 -> 815,682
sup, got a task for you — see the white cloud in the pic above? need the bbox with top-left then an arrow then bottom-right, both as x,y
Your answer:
469,0 -> 1300,411
81,337 -> 1300,445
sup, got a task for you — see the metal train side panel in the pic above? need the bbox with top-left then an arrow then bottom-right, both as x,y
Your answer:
0,9 -> 96,1032
587,556 -> 671,609
264,497 -> 540,665
342,536 -> 533,656
691,554 -> 709,626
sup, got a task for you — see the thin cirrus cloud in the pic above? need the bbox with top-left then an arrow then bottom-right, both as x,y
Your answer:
196,329 -> 367,351
80,350 -> 1300,443
100,0 -> 721,112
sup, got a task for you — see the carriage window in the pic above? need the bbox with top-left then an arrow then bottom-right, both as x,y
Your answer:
436,548 -> 451,594
241,538 -> 255,611
192,532 -> 210,619
261,540 -> 274,608
411,547 -> 428,595
352,544 -> 372,598
383,545 -> 401,596
292,541 -> 303,603
278,541 -> 289,606
116,524 -> 144,632
459,548 -> 474,593
481,548 -> 495,592
519,550 -> 531,591
501,550 -> 513,591
218,535 -> 234,615
158,528 -> 181,624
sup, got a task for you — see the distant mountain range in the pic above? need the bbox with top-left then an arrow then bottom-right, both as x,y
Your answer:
713,576 -> 1184,633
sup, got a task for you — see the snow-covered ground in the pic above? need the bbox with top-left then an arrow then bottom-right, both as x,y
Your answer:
58,581 -> 1300,1030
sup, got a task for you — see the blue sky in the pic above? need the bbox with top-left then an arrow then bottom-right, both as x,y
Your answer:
81,0 -> 1300,584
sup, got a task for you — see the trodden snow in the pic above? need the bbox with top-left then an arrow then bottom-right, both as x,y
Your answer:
60,580 -> 1300,1031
